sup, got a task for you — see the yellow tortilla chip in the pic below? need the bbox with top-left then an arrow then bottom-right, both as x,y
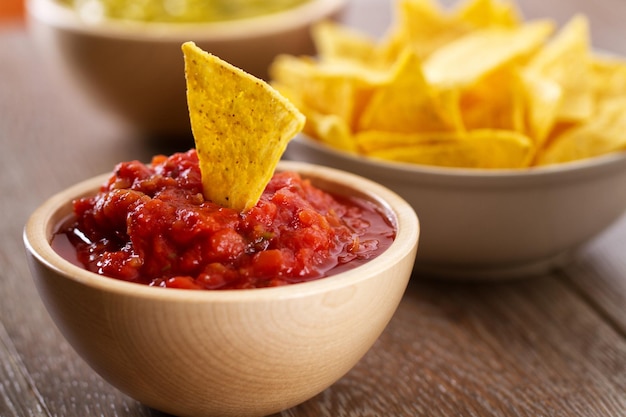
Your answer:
379,0 -> 464,61
270,54 -> 383,131
520,70 -> 561,148
366,129 -> 534,169
182,41 -> 305,212
312,20 -> 380,66
274,82 -> 356,152
591,56 -> 626,105
525,14 -> 593,122
379,0 -> 520,65
536,98 -> 626,165
357,50 -> 463,133
308,112 -> 356,153
423,20 -> 554,86
454,0 -> 521,29
356,130 -> 454,153
460,64 -> 526,132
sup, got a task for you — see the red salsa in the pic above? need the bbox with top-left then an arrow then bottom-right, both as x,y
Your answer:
52,150 -> 396,290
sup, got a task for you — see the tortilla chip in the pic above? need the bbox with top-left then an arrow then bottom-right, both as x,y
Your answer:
460,64 -> 526,132
454,0 -> 521,29
182,41 -> 305,212
525,14 -> 593,122
536,98 -> 626,165
423,20 -> 554,86
357,50 -> 464,133
366,129 -> 534,169
270,54 -> 384,131
520,70 -> 561,147
310,112 -> 356,153
356,130 -> 455,153
591,56 -> 626,105
312,20 -> 380,65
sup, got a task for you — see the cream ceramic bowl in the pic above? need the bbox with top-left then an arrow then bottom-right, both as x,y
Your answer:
26,0 -> 347,137
23,160 -> 419,417
286,135 -> 626,279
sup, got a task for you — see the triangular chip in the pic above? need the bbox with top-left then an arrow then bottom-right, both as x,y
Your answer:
312,20 -> 379,65
270,53 -> 384,131
454,0 -> 522,29
182,42 -> 305,212
365,129 -> 534,169
520,70 -> 561,147
536,98 -> 626,165
357,50 -> 464,134
525,14 -> 593,123
423,20 -> 554,86
379,0 -> 466,62
459,64 -> 526,133
591,56 -> 626,104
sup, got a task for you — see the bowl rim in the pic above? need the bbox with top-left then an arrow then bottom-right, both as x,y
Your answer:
24,160 -> 419,303
291,133 -> 626,186
26,0 -> 348,41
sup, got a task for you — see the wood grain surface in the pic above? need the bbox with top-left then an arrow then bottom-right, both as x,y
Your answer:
2,0 -> 626,416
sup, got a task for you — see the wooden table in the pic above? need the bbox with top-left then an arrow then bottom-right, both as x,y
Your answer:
1,1 -> 625,416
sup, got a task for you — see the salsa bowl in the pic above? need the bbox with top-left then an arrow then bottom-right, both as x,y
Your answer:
286,134 -> 626,279
26,0 -> 347,137
23,160 -> 419,417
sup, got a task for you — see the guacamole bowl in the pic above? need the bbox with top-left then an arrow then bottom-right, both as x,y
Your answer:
26,0 -> 347,137
286,134 -> 626,280
23,160 -> 419,417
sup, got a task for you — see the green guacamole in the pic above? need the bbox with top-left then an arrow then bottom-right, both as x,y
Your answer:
61,0 -> 311,23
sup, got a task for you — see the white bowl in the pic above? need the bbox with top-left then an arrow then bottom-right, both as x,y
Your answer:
23,160 -> 419,417
26,0 -> 347,136
286,134 -> 626,279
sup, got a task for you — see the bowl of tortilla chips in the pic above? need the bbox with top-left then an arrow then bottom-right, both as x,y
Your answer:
26,0 -> 347,137
275,0 -> 626,279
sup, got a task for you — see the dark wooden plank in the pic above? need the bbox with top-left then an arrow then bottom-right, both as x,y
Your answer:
0,320 -> 50,417
280,276 -> 626,416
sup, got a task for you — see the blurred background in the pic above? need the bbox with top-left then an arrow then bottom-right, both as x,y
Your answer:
344,0 -> 626,55
1,0 -> 625,56
5,0 -> 623,140
0,0 -> 23,22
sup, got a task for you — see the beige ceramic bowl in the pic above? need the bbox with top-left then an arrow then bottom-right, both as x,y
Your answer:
23,160 -> 419,417
286,135 -> 626,279
26,0 -> 347,137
